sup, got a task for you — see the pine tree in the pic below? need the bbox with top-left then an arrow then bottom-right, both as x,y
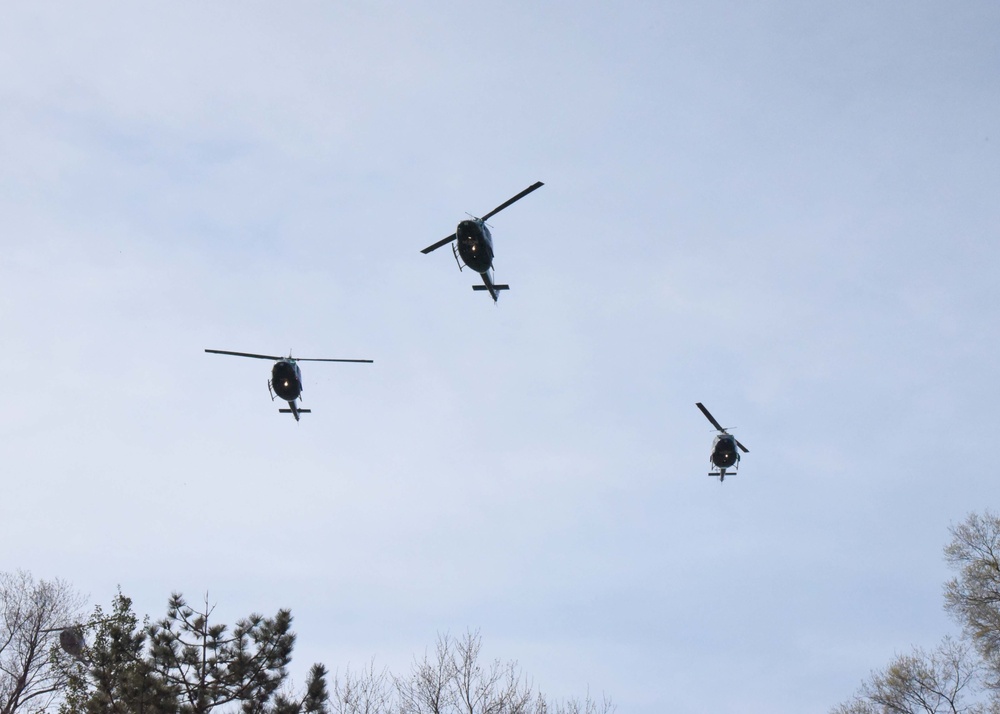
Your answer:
62,592 -> 328,714
61,590 -> 175,714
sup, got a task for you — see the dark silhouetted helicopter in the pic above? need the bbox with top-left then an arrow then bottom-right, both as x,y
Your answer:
420,181 -> 544,302
206,349 -> 373,421
696,402 -> 749,482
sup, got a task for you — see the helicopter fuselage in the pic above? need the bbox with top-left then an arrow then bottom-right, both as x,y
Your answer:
456,219 -> 494,274
711,434 -> 740,470
270,360 -> 303,402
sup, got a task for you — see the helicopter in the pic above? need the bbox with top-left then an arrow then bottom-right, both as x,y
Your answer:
420,181 -> 544,302
696,402 -> 749,482
205,349 -> 373,421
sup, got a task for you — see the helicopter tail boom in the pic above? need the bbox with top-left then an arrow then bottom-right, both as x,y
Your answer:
472,271 -> 509,302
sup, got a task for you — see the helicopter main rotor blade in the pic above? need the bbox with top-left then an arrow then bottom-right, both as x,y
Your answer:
421,233 -> 457,254
695,402 -> 727,433
206,349 -> 283,361
294,358 -> 374,363
480,181 -> 544,222
735,439 -> 750,454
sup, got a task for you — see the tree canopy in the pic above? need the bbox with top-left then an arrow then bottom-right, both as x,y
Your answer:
0,571 -> 85,714
833,511 -> 1000,714
58,592 -> 611,714
61,592 -> 327,714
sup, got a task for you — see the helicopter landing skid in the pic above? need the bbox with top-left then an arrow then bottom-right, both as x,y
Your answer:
452,243 -> 465,271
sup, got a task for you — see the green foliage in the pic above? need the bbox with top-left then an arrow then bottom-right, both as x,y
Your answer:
300,665 -> 331,714
147,593 -> 296,714
61,590 -> 176,714
59,596 -> 609,714
63,592 -> 328,714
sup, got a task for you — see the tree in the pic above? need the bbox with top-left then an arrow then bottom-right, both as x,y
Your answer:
394,631 -> 542,714
59,589 -> 176,714
147,593 -> 297,714
328,660 -> 391,714
63,592 -> 330,714
831,638 -> 988,714
832,512 -> 1000,713
61,595 -> 610,714
945,512 -> 1000,684
331,630 -> 613,714
0,570 -> 85,714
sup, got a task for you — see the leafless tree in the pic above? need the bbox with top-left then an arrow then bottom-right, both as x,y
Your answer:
392,631 -> 611,714
831,637 -> 992,714
395,631 -> 540,714
330,660 -> 392,714
547,694 -> 616,714
945,511 -> 1000,683
395,634 -> 454,714
831,511 -> 1000,713
0,570 -> 85,714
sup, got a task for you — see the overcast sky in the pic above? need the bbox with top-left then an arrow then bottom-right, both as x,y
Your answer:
2,2 -> 999,712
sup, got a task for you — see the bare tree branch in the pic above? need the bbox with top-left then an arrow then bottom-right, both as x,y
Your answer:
0,571 -> 85,714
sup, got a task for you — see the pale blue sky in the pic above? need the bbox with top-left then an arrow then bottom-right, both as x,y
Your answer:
1,2 -> 998,712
